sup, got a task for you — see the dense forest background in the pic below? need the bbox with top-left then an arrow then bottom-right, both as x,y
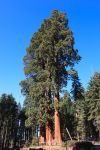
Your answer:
0,10 -> 100,149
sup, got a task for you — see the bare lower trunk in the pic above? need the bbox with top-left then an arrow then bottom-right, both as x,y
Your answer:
45,87 -> 53,145
54,88 -> 62,145
4,124 -> 8,148
46,121 -> 53,145
2,124 -> 6,149
54,110 -> 62,145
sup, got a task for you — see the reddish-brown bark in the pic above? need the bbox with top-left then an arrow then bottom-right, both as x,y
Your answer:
54,89 -> 62,145
45,87 -> 53,145
46,122 -> 53,145
54,110 -> 62,145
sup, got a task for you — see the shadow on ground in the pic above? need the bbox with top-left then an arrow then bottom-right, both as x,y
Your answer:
95,145 -> 100,150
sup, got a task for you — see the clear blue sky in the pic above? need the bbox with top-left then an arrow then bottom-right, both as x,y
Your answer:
0,0 -> 100,105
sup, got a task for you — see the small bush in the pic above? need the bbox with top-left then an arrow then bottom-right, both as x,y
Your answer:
67,140 -> 77,147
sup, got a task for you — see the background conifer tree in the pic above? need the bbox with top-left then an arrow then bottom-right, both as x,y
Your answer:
86,72 -> 100,140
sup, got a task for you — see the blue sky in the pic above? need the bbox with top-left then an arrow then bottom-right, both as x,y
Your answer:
0,0 -> 100,105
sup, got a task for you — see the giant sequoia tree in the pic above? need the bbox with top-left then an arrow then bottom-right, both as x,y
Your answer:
21,10 -> 81,145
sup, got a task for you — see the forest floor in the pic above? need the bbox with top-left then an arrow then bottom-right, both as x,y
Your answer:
19,141 -> 100,150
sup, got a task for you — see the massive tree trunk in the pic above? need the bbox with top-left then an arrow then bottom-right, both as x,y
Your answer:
54,88 -> 62,145
46,121 -> 53,145
45,87 -> 53,145
54,110 -> 62,145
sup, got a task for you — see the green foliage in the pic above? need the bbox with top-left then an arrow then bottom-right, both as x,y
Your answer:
86,72 -> 100,139
74,100 -> 86,140
69,70 -> 86,140
86,72 -> 100,99
0,94 -> 18,149
70,70 -> 85,101
59,92 -> 75,140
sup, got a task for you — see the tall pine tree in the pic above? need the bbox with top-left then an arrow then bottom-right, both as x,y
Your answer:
86,72 -> 100,140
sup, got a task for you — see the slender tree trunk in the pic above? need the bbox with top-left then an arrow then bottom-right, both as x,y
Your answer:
2,123 -> 6,149
4,124 -> 8,148
54,88 -> 62,145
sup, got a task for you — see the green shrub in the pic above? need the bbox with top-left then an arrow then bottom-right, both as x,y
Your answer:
66,140 -> 77,147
